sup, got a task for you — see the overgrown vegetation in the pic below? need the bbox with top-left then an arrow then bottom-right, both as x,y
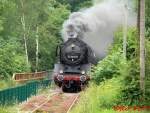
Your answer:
0,0 -> 70,78
70,26 -> 150,112
0,106 -> 17,113
0,79 -> 17,90
93,28 -> 143,104
0,38 -> 30,78
70,81 -> 149,113
56,0 -> 92,11
0,0 -> 150,112
0,0 -> 92,79
70,3 -> 150,112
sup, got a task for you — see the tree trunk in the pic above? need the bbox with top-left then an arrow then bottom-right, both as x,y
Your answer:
136,0 -> 140,59
35,26 -> 39,72
123,4 -> 128,59
137,0 -> 140,31
20,0 -> 29,65
139,0 -> 145,95
24,33 -> 29,65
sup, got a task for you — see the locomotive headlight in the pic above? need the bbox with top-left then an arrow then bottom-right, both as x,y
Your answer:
81,71 -> 85,75
59,70 -> 63,74
57,75 -> 64,81
80,75 -> 86,82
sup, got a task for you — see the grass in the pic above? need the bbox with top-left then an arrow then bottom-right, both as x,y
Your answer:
0,79 -> 17,90
93,109 -> 150,113
0,80 -> 54,113
0,105 -> 18,113
37,81 -> 56,95
69,77 -> 150,113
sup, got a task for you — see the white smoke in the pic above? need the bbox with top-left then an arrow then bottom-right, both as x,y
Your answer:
62,0 -> 136,59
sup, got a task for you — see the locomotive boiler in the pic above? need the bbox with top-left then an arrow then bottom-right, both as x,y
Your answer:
53,37 -> 96,91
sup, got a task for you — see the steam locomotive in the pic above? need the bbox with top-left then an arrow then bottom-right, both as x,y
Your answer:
53,37 -> 96,91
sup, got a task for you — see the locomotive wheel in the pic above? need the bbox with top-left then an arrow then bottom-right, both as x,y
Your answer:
58,83 -> 62,87
54,81 -> 62,87
62,85 -> 68,92
62,83 -> 85,92
62,84 -> 77,92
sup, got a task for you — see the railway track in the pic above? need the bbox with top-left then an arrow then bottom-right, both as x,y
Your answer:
19,88 -> 79,113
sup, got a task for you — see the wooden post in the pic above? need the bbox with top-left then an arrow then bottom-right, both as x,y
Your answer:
139,0 -> 145,95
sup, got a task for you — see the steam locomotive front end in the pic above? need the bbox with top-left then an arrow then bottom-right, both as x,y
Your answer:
54,63 -> 91,88
53,38 -> 94,91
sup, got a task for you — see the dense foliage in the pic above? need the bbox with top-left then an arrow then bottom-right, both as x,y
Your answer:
0,38 -> 30,78
145,1 -> 150,98
90,0 -> 150,107
70,79 -> 149,113
70,1 -> 150,112
0,0 -> 71,78
0,0 -> 93,78
146,0 -> 150,39
92,28 -> 142,104
71,25 -> 150,112
56,0 -> 92,11
0,0 -> 149,112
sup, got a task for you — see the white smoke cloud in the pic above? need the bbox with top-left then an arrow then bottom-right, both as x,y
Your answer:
62,0 -> 136,59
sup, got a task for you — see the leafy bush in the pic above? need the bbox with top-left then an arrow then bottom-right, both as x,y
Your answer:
0,79 -> 17,90
70,79 -> 149,113
92,27 -> 138,84
93,52 -> 125,84
145,40 -> 150,104
56,0 -> 92,12
26,0 -> 70,71
0,106 -> 17,113
0,38 -> 30,78
92,27 -> 147,106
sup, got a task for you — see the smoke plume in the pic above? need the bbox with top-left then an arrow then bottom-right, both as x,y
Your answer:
62,0 -> 136,59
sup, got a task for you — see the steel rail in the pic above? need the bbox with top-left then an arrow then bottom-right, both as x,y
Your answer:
66,94 -> 80,113
30,92 -> 60,113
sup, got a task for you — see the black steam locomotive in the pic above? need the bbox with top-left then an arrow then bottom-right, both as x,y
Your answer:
53,37 -> 96,91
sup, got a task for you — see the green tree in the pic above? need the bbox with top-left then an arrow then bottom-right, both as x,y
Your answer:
56,0 -> 92,11
37,2 -> 70,71
0,0 -> 31,78
0,38 -> 30,78
145,0 -> 150,39
0,0 -> 70,78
